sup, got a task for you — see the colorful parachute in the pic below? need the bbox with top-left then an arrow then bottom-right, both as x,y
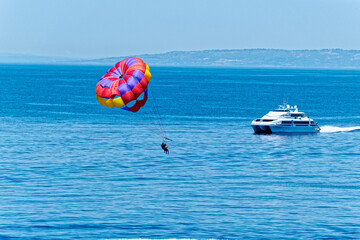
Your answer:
95,57 -> 152,112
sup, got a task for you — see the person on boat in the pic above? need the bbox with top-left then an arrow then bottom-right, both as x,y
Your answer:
161,142 -> 169,154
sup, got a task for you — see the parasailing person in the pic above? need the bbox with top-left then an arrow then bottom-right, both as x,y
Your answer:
95,57 -> 172,153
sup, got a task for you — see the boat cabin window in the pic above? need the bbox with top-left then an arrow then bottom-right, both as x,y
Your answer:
280,121 -> 312,126
255,119 -> 260,122
294,121 -> 310,125
290,113 -> 304,118
262,119 -> 273,122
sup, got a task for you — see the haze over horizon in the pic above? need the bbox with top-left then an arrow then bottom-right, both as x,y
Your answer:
1,0 -> 360,58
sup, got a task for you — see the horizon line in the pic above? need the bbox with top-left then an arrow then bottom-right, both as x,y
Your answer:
2,48 -> 360,60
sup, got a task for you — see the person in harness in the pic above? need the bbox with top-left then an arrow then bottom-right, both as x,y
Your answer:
161,141 -> 169,154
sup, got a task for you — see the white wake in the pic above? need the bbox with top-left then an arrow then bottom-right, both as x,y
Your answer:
320,125 -> 360,133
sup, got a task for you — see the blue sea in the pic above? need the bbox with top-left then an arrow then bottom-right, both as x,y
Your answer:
0,64 -> 360,239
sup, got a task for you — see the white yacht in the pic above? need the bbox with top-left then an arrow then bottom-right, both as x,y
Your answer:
251,104 -> 320,134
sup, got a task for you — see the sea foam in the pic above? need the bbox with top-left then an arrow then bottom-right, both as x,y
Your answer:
320,125 -> 360,133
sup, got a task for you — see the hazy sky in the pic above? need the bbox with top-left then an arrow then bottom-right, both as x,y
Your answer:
1,0 -> 360,58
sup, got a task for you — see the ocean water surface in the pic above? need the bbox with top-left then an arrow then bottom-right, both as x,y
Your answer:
0,65 -> 360,239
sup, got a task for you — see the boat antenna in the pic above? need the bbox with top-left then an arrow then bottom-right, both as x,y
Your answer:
283,97 -> 288,107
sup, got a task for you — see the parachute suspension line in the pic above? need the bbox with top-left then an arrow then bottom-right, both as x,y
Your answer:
136,87 -> 164,138
148,87 -> 167,139
140,93 -> 165,137
122,110 -> 166,139
136,121 -> 166,139
119,88 -> 167,140
128,88 -> 164,137
140,104 -> 164,136
147,86 -> 173,142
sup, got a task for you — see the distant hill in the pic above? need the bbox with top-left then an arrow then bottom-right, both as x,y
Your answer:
79,49 -> 360,69
2,49 -> 360,69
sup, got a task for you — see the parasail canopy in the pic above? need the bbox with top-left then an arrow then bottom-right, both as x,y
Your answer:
95,57 -> 152,112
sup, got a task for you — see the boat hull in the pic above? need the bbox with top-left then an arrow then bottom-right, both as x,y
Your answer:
251,122 -> 320,134
269,125 -> 320,133
251,124 -> 272,134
